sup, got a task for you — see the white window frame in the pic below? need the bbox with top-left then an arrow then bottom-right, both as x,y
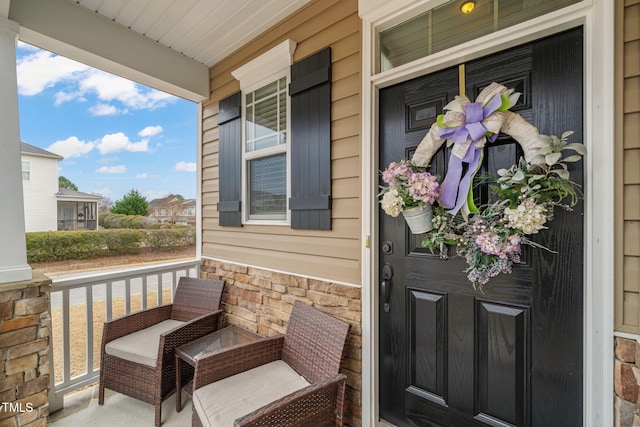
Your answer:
22,160 -> 30,181
232,39 -> 297,225
243,75 -> 290,223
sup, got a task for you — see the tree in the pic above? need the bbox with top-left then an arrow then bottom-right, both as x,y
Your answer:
111,189 -> 149,216
155,194 -> 185,224
94,193 -> 114,215
59,175 -> 78,191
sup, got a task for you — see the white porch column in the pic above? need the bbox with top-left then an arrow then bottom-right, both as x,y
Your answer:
0,16 -> 32,284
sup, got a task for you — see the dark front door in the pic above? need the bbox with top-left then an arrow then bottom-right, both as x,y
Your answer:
378,28 -> 584,427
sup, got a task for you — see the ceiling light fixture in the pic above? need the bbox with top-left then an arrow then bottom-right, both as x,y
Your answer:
460,1 -> 476,14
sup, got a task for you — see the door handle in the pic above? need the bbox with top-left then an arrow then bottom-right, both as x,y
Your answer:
381,263 -> 393,313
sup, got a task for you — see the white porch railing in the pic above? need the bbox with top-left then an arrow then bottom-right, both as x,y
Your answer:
47,259 -> 200,411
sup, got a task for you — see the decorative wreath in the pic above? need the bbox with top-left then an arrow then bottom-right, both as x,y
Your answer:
380,82 -> 587,291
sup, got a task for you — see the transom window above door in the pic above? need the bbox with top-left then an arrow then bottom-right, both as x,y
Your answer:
218,41 -> 332,231
379,0 -> 582,72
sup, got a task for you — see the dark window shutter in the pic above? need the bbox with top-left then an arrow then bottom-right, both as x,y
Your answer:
289,47 -> 332,230
216,91 -> 242,227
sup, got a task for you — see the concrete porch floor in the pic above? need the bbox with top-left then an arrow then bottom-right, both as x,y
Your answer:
47,384 -> 192,426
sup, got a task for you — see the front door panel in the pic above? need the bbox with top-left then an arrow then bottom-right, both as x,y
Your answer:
378,28 -> 584,427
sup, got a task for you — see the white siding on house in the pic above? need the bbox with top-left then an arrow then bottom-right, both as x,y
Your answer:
22,153 -> 59,232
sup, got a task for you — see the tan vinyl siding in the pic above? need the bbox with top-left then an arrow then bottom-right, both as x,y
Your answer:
201,0 -> 362,284
616,0 -> 640,332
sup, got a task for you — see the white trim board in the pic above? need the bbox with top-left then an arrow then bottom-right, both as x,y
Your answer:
359,1 -> 614,426
10,0 -> 209,102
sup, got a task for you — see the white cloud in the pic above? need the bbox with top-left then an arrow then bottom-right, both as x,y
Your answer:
138,126 -> 163,137
89,103 -> 124,116
175,161 -> 196,172
136,173 -> 148,179
96,165 -> 126,174
96,132 -> 149,154
78,70 -> 176,110
17,50 -> 90,96
47,136 -> 95,158
55,91 -> 86,105
17,46 -> 177,111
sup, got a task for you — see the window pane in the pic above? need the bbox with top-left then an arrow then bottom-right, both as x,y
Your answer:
254,135 -> 280,151
249,154 -> 286,219
380,0 -> 581,72
22,161 -> 30,181
254,96 -> 278,138
254,80 -> 278,99
246,78 -> 287,153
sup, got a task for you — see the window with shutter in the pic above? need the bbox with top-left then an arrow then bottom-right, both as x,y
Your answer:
230,40 -> 296,226
219,42 -> 332,230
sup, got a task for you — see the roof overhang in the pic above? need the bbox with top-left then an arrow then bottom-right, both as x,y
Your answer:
56,192 -> 101,203
9,0 -> 209,102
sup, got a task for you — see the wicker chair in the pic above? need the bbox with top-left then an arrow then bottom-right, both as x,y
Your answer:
98,277 -> 225,426
191,300 -> 350,427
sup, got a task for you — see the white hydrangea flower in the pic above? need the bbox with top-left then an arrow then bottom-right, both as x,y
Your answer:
380,188 -> 404,217
504,198 -> 547,234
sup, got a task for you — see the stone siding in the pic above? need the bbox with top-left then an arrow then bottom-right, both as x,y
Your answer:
0,272 -> 51,427
614,336 -> 640,426
201,258 -> 362,427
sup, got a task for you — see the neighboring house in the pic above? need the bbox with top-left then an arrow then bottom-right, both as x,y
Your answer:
148,196 -> 196,225
21,142 -> 62,232
56,188 -> 101,231
180,198 -> 196,224
2,1 -> 638,426
20,142 -> 99,231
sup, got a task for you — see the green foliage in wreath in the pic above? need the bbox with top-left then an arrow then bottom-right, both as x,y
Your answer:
421,131 -> 586,291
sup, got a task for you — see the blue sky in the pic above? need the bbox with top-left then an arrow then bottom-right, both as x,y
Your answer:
16,42 -> 197,203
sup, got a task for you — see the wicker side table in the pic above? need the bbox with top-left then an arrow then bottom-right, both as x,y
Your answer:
174,325 -> 263,412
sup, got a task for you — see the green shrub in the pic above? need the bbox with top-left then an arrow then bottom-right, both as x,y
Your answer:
26,231 -> 108,262
102,229 -> 143,255
143,228 -> 196,251
26,228 -> 194,263
99,213 -> 157,229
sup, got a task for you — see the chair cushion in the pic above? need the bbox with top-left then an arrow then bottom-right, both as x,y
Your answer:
105,319 -> 185,367
193,360 -> 311,427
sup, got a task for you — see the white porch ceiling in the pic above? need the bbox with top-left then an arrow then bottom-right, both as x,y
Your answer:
8,0 -> 311,101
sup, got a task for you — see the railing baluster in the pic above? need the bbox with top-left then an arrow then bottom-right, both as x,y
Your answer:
62,290 -> 70,384
172,270 -> 178,299
86,285 -> 94,374
142,276 -> 148,310
125,278 -> 131,315
106,280 -> 113,322
156,273 -> 162,306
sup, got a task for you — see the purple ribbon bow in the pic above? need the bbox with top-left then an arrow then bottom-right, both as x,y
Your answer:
438,94 -> 503,215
